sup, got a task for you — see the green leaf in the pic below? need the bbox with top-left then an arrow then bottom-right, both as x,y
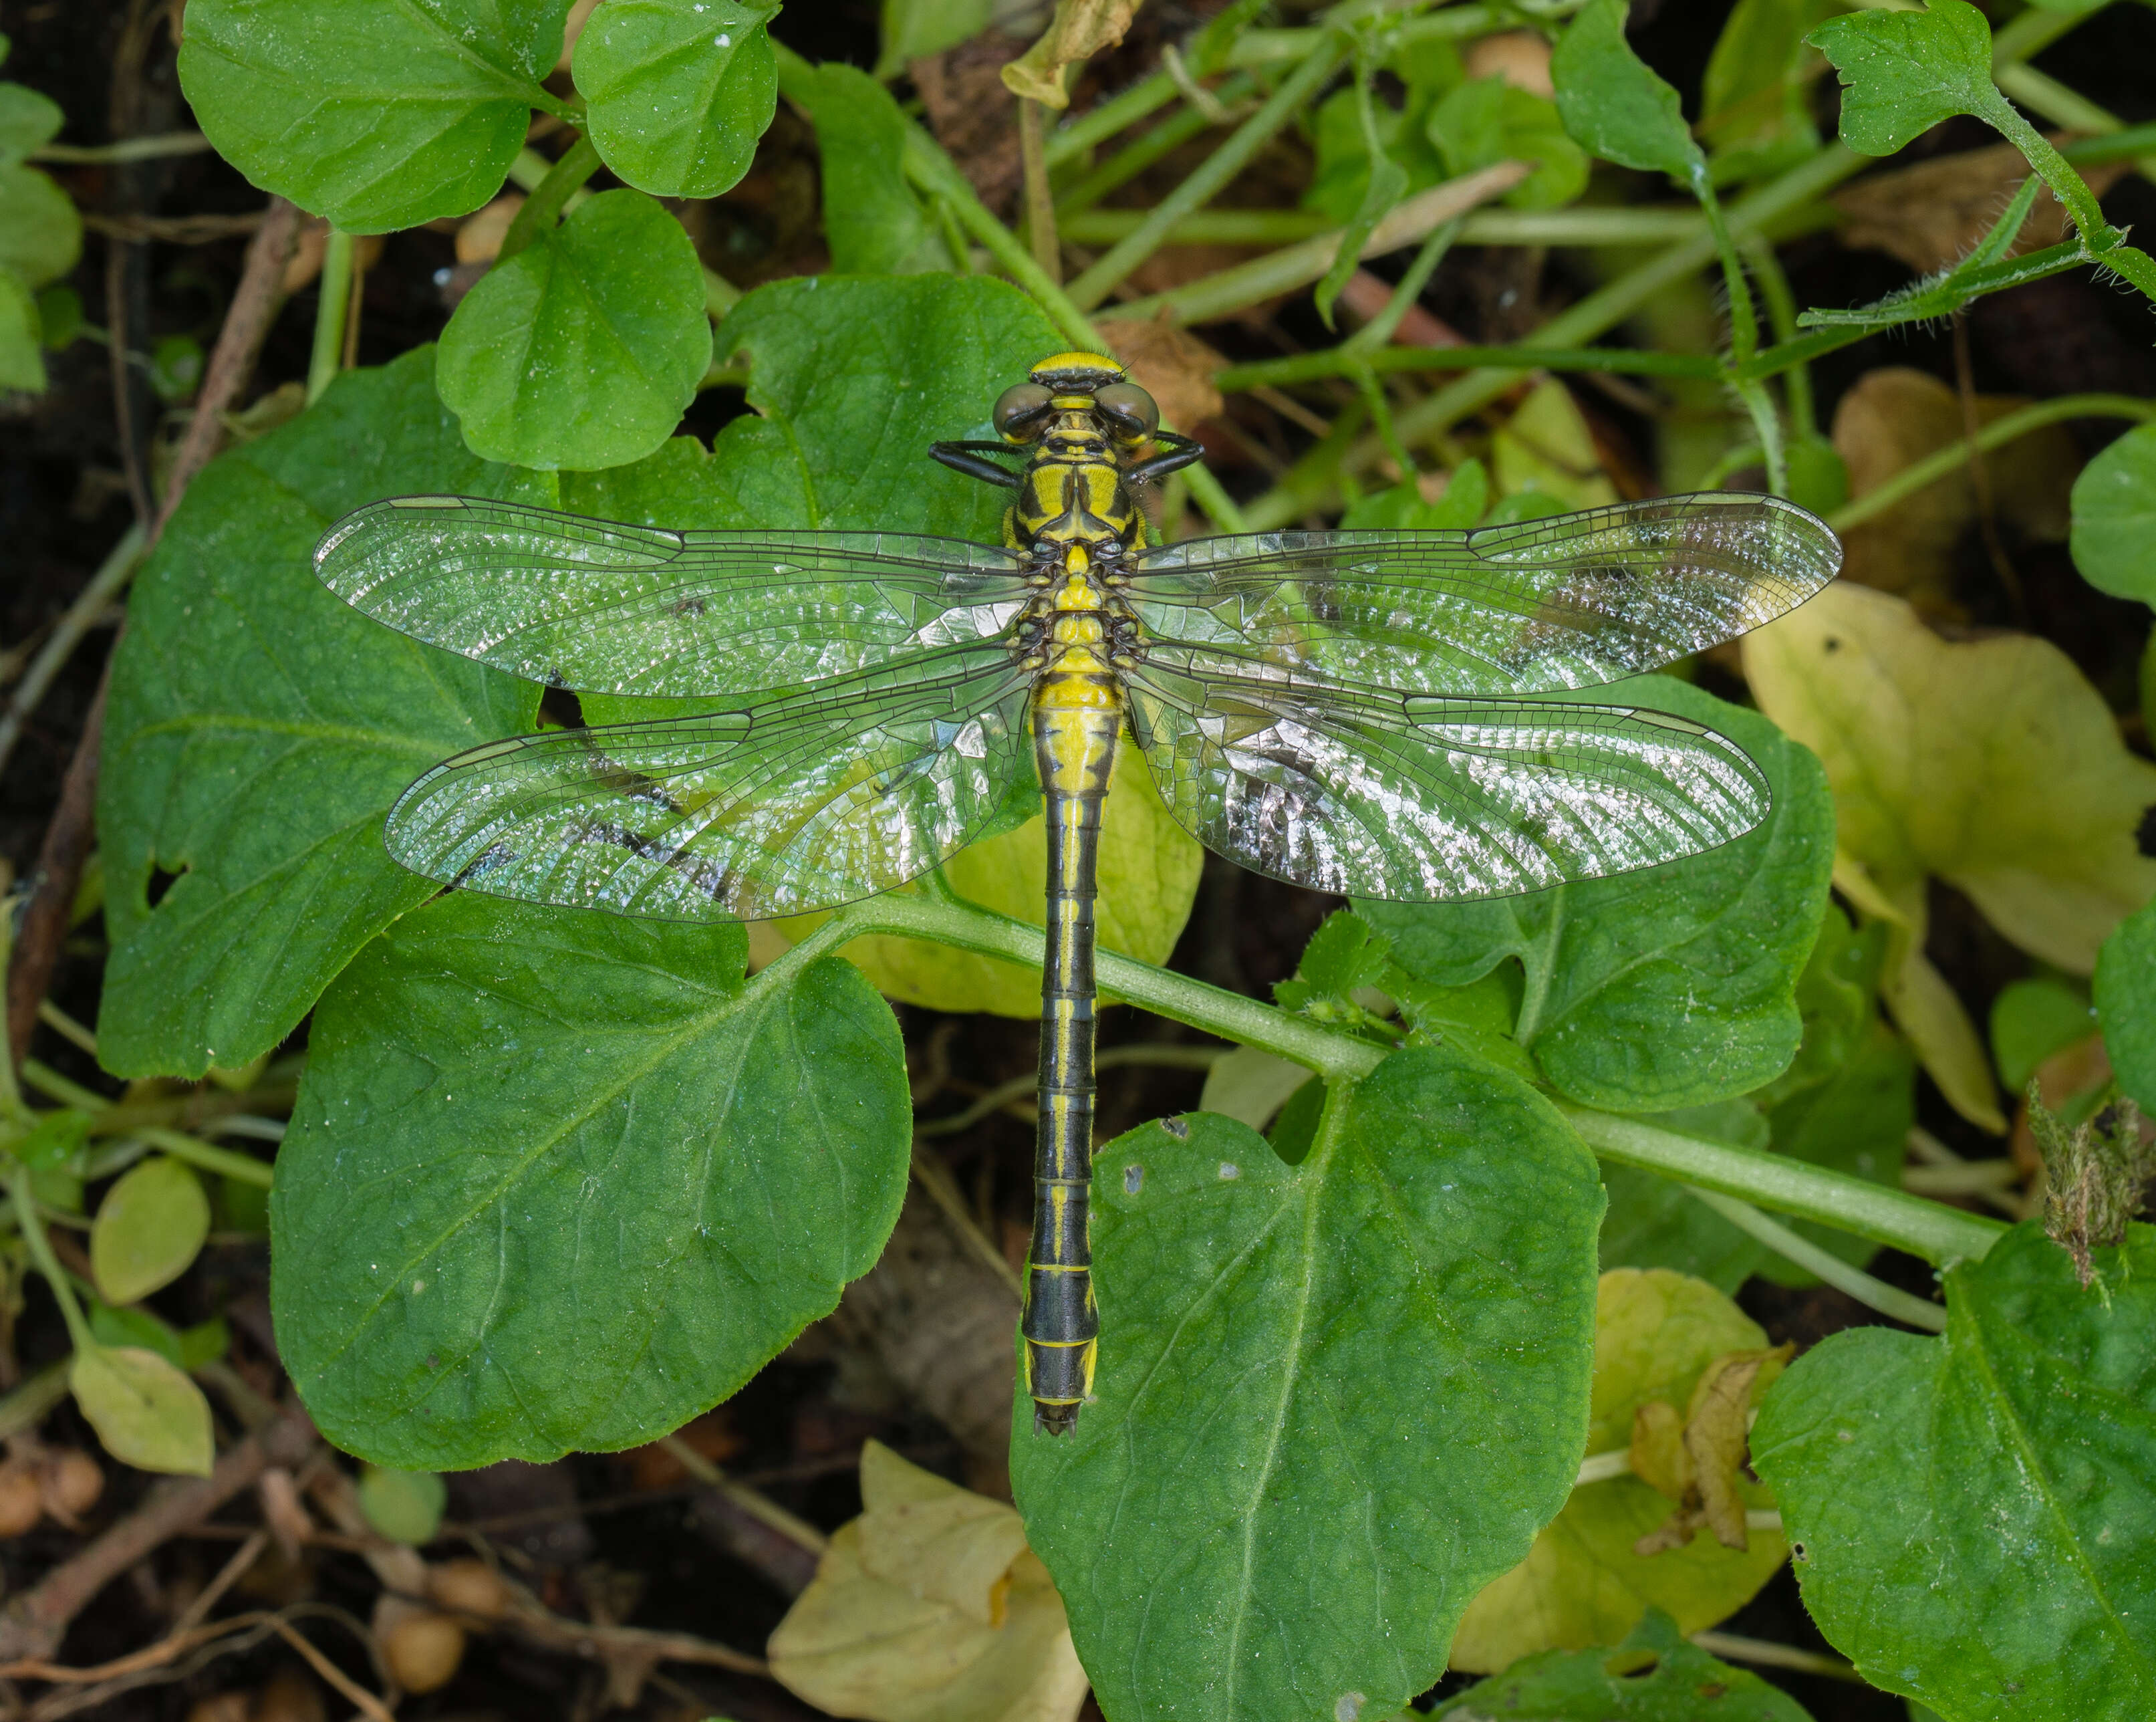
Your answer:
791,62 -> 942,273
0,81 -> 63,163
12,1107 -> 90,1172
70,1344 -> 215,1475
1754,1221 -> 2156,1717
358,1463 -> 448,1544
34,281 -> 80,350
875,0 -> 993,78
0,267 -> 44,392
177,0 -> 571,233
436,189 -> 711,471
91,1155 -> 211,1305
1315,72 -> 1410,328
1303,83 -> 1446,227
1698,0 -> 1827,184
1013,1048 -> 1605,1722
1434,1608 -> 1816,1720
2070,420 -> 2156,606
98,347 -> 543,1079
2096,900 -> 2156,1111
1805,0 -> 2005,159
89,1304 -> 229,1372
1428,77 -> 1589,212
1452,1269 -> 1786,1673
0,162 -> 81,287
573,0 -> 778,199
149,333 -> 203,404
1552,0 -> 1706,191
272,891 -> 911,1467
1362,676 -> 1835,1112
1274,907 -> 1391,1013
1337,459 -> 1488,531
1990,975 -> 2099,1092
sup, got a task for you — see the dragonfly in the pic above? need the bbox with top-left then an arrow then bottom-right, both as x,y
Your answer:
315,349 -> 1840,1435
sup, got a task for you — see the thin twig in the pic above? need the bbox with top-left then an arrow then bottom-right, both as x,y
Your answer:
0,523 -> 146,780
266,1616 -> 396,1722
170,1529 -> 270,1637
909,1142 -> 1024,1296
656,1437 -> 827,1558
1688,1629 -> 1865,1683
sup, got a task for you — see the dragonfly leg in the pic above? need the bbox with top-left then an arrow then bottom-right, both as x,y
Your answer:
930,441 -> 1024,489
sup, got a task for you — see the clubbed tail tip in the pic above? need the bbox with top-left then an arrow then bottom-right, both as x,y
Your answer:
1034,1404 -> 1081,1436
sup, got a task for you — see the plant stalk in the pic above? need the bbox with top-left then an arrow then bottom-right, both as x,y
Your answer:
7,1165 -> 96,1352
1688,1188 -> 1947,1330
304,227 -> 355,404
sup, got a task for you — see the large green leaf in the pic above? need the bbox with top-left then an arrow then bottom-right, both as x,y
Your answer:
1753,1221 -> 2156,1719
273,892 -> 910,1467
98,348 -> 544,1078
435,189 -> 712,471
1552,0 -> 1706,190
1434,1609 -> 1815,1720
1805,0 -> 2004,159
178,0 -> 571,233
1362,677 -> 1835,1112
1013,1049 -> 1605,1722
2070,420 -> 2156,608
573,0 -> 779,199
2095,898 -> 2156,1110
789,62 -> 942,274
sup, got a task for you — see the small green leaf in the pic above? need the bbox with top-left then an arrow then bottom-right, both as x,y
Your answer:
0,161 -> 81,286
1754,1221 -> 2156,1716
70,1344 -> 215,1475
437,189 -> 711,471
2070,420 -> 2156,606
1990,975 -> 2099,1092
1552,0 -> 1706,191
1274,907 -> 1391,1012
1699,0 -> 1828,182
1015,1048 -> 1605,1722
0,267 -> 43,392
149,333 -> 203,404
2096,900 -> 2156,1112
91,1155 -> 211,1306
573,0 -> 779,199
178,0 -> 571,233
791,62 -> 942,273
1428,77 -> 1588,212
1434,1608 -> 1816,1719
0,80 -> 63,163
98,348 -> 545,1080
88,1303 -> 229,1370
1452,1269 -> 1786,1673
1363,676 -> 1835,1112
273,891 -> 911,1467
358,1463 -> 448,1544
1806,0 -> 2005,159
35,281 -> 80,349
13,1108 -> 91,1171
875,0 -> 993,78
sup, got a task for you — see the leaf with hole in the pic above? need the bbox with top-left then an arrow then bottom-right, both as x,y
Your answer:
1013,1048 -> 1605,1722
1753,1221 -> 2156,1717
1434,1607 -> 1814,1719
573,0 -> 779,199
178,0 -> 573,233
436,189 -> 712,471
90,1155 -> 211,1306
272,891 -> 911,1467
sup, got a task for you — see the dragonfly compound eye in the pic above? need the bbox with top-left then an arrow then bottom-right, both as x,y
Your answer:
1094,381 -> 1159,439
993,383 -> 1055,441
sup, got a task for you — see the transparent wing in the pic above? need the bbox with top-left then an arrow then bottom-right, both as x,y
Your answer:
385,643 -> 1035,922
1123,493 -> 1838,695
316,495 -> 1032,696
1127,663 -> 1769,900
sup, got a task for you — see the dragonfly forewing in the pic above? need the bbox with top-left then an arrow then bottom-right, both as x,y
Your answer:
316,496 -> 1032,697
1122,493 -> 1838,696
385,642 -> 1035,922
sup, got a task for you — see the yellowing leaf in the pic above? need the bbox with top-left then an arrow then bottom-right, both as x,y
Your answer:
90,1154 -> 211,1306
769,1441 -> 1088,1722
70,1344 -> 215,1476
777,741 -> 1203,1017
1744,581 -> 2156,977
1000,0 -> 1141,108
1450,1269 -> 1784,1674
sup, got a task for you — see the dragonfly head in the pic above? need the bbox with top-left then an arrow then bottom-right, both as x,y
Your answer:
995,352 -> 1162,455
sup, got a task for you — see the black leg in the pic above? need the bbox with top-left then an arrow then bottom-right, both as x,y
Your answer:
932,440 -> 1023,489
1125,430 -> 1206,487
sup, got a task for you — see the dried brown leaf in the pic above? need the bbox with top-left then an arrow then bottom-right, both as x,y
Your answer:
1002,0 -> 1143,108
1099,316 -> 1224,433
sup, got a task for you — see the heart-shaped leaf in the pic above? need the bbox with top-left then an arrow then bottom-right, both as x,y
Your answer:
574,0 -> 779,199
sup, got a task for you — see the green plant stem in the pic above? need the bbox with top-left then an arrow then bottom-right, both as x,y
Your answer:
31,130 -> 211,164
1742,235 -> 1812,437
1217,344 -> 1722,392
1019,99 -> 1062,285
771,892 -> 2010,1265
1994,66 -> 2156,185
1688,1188 -> 1947,1331
1054,73 -> 1261,217
0,520 -> 148,778
304,228 -> 355,405
1827,393 -> 2156,534
6,1165 -> 94,1352
1061,206 -> 1710,249
1345,219 -> 1460,354
1565,1106 -> 2004,1267
138,1127 -> 275,1191
499,133 -> 601,264
1240,144 -> 1867,528
1099,162 -> 1528,329
0,1361 -> 70,1441
1065,38 -> 1349,311
1182,461 -> 1251,533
